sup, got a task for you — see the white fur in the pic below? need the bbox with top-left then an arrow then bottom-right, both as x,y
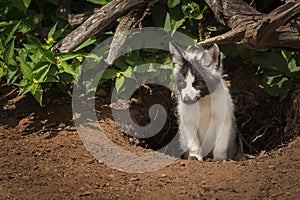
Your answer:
181,70 -> 200,101
170,42 -> 240,161
178,79 -> 239,161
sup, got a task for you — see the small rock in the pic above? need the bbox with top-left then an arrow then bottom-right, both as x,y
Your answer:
268,165 -> 276,170
78,191 -> 93,197
107,174 -> 115,181
161,174 -> 167,178
33,166 -> 39,170
87,159 -> 95,164
130,177 -> 140,181
180,162 -> 186,166
244,154 -> 256,159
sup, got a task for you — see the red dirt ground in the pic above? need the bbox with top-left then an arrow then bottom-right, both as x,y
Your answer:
0,83 -> 299,199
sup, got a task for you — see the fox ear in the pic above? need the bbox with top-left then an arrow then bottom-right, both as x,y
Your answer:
169,42 -> 184,69
203,43 -> 221,70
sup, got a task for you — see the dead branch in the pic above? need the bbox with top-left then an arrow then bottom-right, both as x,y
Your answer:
106,0 -> 157,65
106,10 -> 143,65
200,0 -> 300,50
68,8 -> 101,28
52,0 -> 151,53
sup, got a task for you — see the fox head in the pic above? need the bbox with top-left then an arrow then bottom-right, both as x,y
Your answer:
169,42 -> 223,104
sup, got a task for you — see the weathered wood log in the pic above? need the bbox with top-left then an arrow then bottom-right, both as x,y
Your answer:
106,0 -> 157,65
200,0 -> 300,50
67,8 -> 101,28
52,0 -> 151,53
106,10 -> 143,65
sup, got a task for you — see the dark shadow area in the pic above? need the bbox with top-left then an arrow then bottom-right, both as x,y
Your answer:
0,83 -> 73,138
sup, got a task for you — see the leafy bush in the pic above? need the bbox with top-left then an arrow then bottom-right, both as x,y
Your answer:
221,44 -> 300,100
0,0 -> 97,105
0,0 -> 299,105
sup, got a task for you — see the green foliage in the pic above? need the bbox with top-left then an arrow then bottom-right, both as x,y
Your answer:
221,44 -> 300,101
153,0 -> 212,37
0,0 -> 100,105
112,51 -> 174,99
252,51 -> 300,101
0,0 -> 298,104
86,0 -> 110,5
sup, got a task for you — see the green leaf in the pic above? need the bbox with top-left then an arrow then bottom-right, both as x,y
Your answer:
288,58 -> 300,73
3,38 -> 17,66
116,77 -> 137,99
48,21 -> 58,39
115,75 -> 125,93
252,52 -> 290,76
86,0 -> 110,5
26,34 -> 55,63
74,37 -> 97,52
23,0 -> 31,8
114,57 -> 130,69
57,53 -> 83,61
18,78 -> 29,87
5,20 -> 22,46
29,49 -> 43,63
164,12 -> 172,30
122,66 -> 134,78
19,52 -> 33,80
263,71 -> 292,101
102,69 -> 118,80
0,64 -> 7,79
60,61 -> 78,77
168,0 -> 181,8
32,62 -> 50,82
171,17 -> 185,32
59,72 -> 74,83
182,2 -> 202,20
6,65 -> 19,84
20,82 -> 34,95
43,76 -> 59,83
31,83 -> 43,105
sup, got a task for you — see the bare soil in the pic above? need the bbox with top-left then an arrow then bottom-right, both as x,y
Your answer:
0,59 -> 300,199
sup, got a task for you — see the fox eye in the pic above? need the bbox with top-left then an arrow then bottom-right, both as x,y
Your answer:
197,80 -> 205,86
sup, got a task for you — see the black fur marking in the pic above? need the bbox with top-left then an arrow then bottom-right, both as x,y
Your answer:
174,59 -> 212,99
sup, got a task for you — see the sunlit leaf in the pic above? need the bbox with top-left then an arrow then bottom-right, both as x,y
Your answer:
115,75 -> 125,93
74,37 -> 97,52
86,0 -> 110,5
168,0 -> 180,8
3,38 -> 17,66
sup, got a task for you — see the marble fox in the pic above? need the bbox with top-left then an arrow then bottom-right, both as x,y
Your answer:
169,42 -> 241,161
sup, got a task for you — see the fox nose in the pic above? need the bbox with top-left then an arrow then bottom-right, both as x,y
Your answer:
183,96 -> 191,102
